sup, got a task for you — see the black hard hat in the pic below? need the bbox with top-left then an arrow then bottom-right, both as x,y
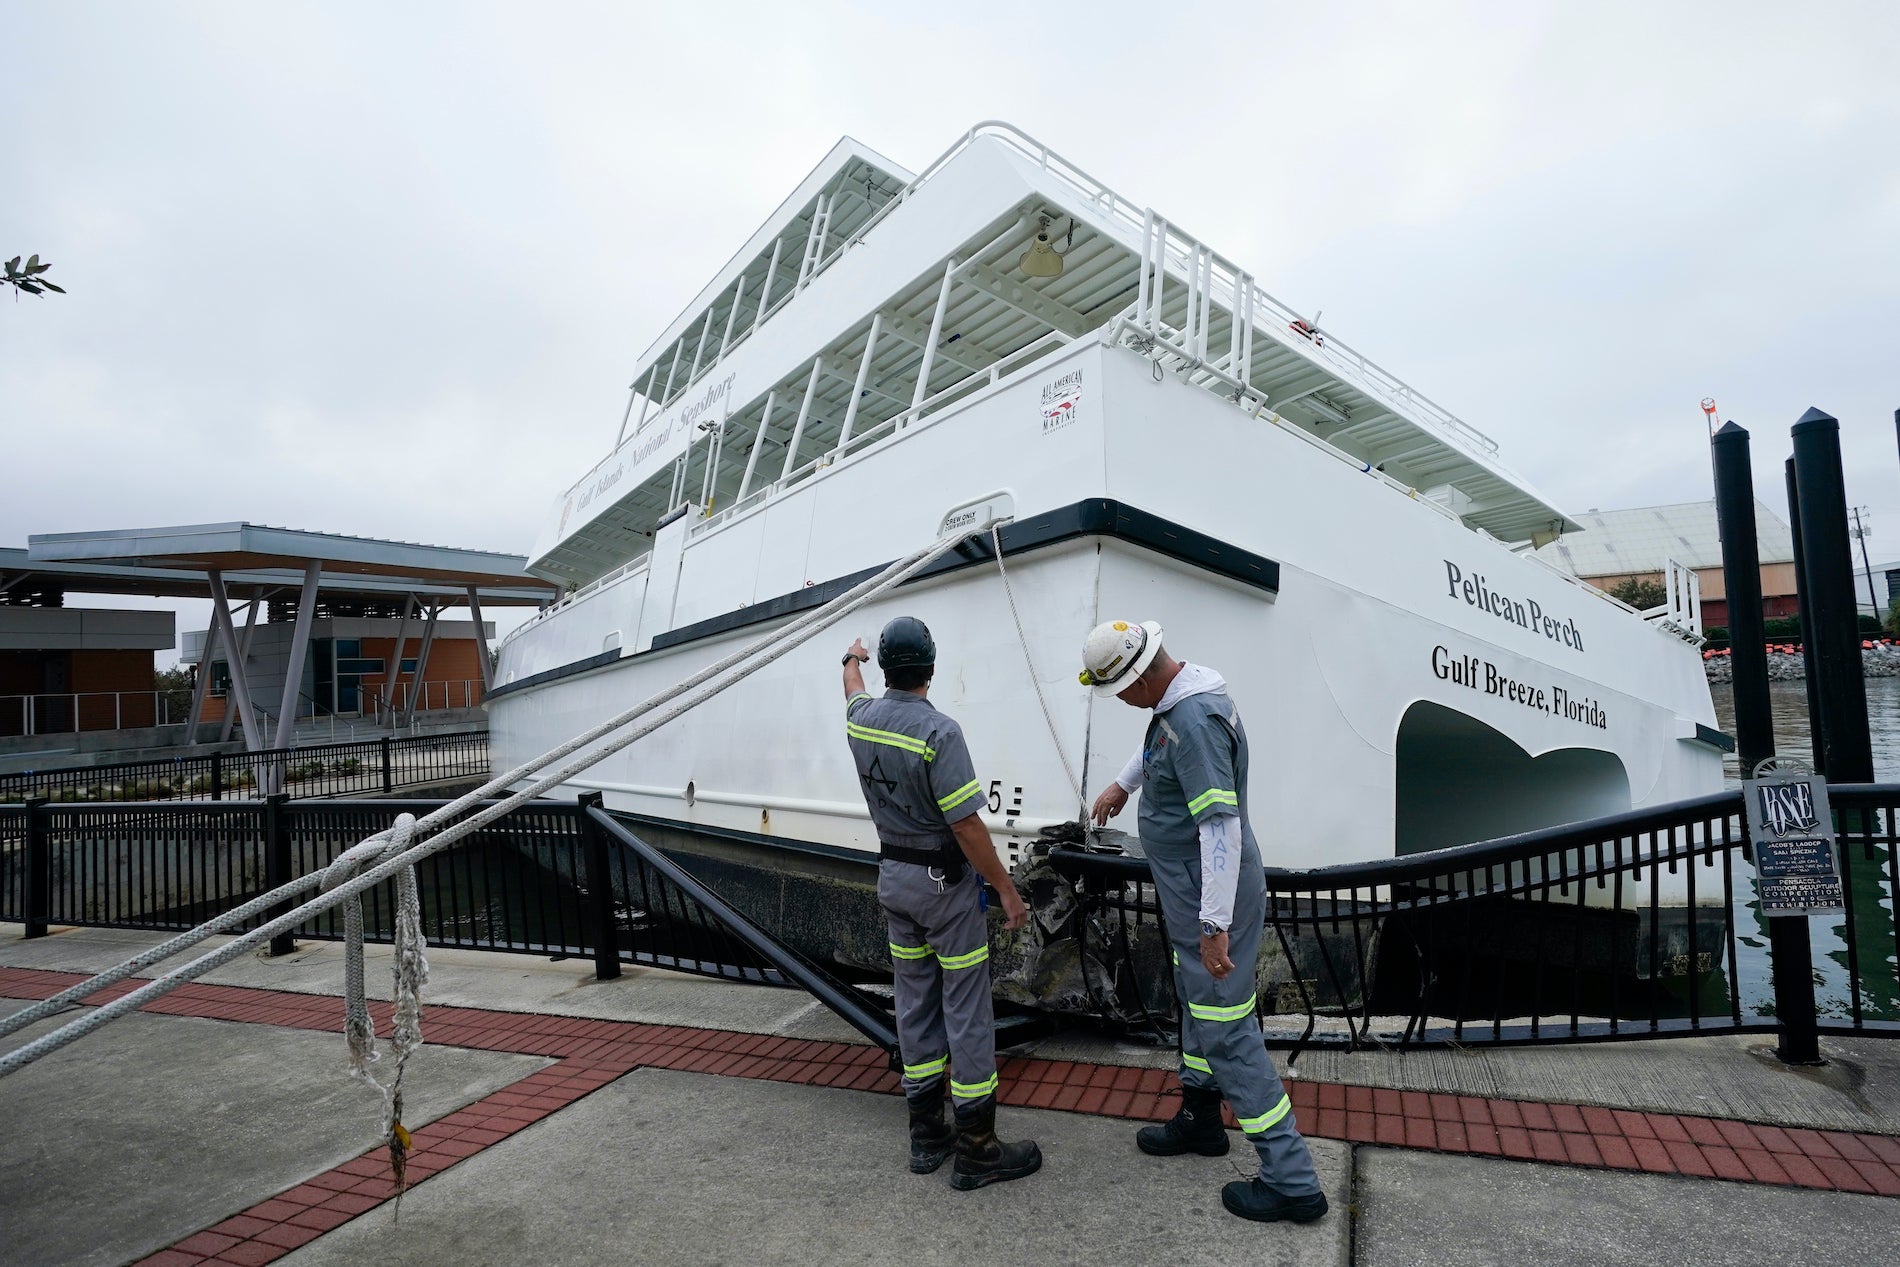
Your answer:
877,616 -> 936,671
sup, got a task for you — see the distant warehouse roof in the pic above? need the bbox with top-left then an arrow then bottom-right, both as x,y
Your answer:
1532,499 -> 1795,578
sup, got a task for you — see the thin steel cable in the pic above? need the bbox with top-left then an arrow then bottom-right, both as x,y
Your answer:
0,517 -> 998,1077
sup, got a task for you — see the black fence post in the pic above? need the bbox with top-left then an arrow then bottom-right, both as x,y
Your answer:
23,797 -> 49,939
1722,433 -> 1817,1063
211,751 -> 224,802
1792,407 -> 1874,784
1712,423 -> 1775,774
381,737 -> 394,794
1772,458 -> 1827,1065
264,793 -> 296,956
577,792 -> 622,981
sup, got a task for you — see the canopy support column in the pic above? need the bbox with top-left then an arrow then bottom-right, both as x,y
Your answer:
270,561 -> 322,753
184,617 -> 222,739
401,601 -> 442,728
379,594 -> 416,727
218,592 -> 265,745
207,571 -> 265,751
466,587 -> 493,695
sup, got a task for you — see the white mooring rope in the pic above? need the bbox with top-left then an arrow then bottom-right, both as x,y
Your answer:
990,523 -> 1083,813
0,516 -> 1000,1079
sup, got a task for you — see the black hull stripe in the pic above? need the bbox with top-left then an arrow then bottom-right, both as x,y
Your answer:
486,498 -> 1278,702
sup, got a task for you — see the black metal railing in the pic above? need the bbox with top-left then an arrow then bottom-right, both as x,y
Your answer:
0,793 -> 899,1053
9,786 -> 1898,1061
0,731 -> 490,804
1048,785 -> 1900,1056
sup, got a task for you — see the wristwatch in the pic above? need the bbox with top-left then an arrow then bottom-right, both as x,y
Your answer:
1200,920 -> 1224,938
842,651 -> 868,666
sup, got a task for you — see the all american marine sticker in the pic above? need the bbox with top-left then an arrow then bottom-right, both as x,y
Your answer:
1040,370 -> 1082,434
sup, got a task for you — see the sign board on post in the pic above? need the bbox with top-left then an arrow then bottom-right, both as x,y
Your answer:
1742,770 -> 1846,917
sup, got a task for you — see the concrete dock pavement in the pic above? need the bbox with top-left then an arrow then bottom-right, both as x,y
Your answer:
4,923 -> 1900,1266
275,1069 -> 1351,1267
0,1001 -> 545,1267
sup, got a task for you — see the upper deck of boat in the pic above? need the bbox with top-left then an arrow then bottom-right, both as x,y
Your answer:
527,123 -> 1579,596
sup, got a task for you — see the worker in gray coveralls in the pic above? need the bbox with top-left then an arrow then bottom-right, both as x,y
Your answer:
843,616 -> 1042,1190
1081,618 -> 1328,1225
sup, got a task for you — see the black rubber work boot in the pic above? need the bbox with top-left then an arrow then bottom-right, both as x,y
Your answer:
1220,1177 -> 1330,1224
1136,1085 -> 1231,1157
950,1097 -> 1043,1190
907,1083 -> 956,1175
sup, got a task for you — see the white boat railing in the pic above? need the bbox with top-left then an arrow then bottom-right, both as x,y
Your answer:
1653,557 -> 1704,641
868,123 -> 1502,461
647,121 -> 1501,475
690,330 -> 1076,540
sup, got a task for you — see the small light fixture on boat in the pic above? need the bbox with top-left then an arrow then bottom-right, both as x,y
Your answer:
1020,233 -> 1063,277
1019,216 -> 1074,278
1529,521 -> 1565,550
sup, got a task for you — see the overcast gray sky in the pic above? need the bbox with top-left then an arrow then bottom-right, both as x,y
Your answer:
3,1 -> 1897,664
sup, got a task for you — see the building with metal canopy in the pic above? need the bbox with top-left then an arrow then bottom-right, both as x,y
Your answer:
13,523 -> 556,753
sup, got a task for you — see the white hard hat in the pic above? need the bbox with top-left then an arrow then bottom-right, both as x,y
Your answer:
1079,620 -> 1163,698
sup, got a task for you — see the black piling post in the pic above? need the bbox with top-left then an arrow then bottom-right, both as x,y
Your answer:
264,793 -> 296,956
23,797 -> 49,939
1712,423 -> 1774,774
1785,459 -> 1826,773
1792,407 -> 1873,784
381,736 -> 394,794
1774,457 -> 1826,1063
211,750 -> 224,801
577,791 -> 622,981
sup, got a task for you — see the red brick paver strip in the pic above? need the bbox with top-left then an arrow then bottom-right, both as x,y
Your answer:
4,963 -> 1895,1267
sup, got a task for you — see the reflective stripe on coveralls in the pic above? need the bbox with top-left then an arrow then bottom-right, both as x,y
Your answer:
1186,787 -> 1238,814
904,1053 -> 949,1079
937,779 -> 982,812
847,722 -> 937,759
1187,995 -> 1258,1023
936,945 -> 989,970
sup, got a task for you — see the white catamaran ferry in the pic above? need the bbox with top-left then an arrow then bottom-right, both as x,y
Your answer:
490,123 -> 1725,938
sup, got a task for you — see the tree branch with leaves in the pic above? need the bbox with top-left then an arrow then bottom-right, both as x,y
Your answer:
4,255 -> 64,297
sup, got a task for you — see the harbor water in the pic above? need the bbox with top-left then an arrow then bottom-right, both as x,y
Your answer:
1710,676 -> 1900,786
1710,677 -> 1900,1022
